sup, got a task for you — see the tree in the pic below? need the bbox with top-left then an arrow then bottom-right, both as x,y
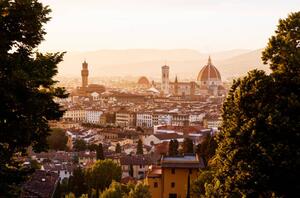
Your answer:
206,12 -> 300,197
168,139 -> 179,156
47,128 -> 68,151
196,134 -> 217,166
183,138 -> 194,154
191,169 -> 214,198
128,182 -> 151,198
86,159 -> 122,197
100,181 -> 123,198
0,0 -> 67,195
68,167 -> 87,197
100,181 -> 135,198
96,143 -> 105,160
136,139 -> 144,155
88,143 -> 98,151
73,139 -> 87,151
29,159 -> 41,170
115,143 -> 121,153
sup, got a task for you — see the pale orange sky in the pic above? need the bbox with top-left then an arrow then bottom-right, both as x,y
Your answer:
39,0 -> 300,53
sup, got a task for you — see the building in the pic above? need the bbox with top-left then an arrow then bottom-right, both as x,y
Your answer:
63,109 -> 86,122
161,65 -> 170,95
197,56 -> 225,96
120,155 -> 152,179
137,76 -> 151,88
86,110 -> 102,124
160,57 -> 226,97
146,155 -> 205,198
21,170 -> 59,198
115,110 -> 136,127
74,61 -> 106,97
136,112 -> 153,128
143,133 -> 183,146
203,114 -> 222,129
153,113 -> 172,126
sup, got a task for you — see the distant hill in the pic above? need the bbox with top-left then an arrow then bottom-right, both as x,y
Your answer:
57,48 -> 270,81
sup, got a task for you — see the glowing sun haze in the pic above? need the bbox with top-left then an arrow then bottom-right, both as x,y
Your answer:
39,0 -> 300,53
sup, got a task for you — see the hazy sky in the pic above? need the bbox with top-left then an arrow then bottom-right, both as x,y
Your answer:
39,0 -> 300,53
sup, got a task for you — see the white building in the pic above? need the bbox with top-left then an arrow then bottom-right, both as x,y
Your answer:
63,109 -> 86,122
86,110 -> 102,124
136,112 -> 153,128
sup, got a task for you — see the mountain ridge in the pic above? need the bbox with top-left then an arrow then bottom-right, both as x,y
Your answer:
57,48 -> 269,80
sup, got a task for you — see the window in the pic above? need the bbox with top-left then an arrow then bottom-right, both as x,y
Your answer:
171,168 -> 175,174
169,194 -> 177,198
171,182 -> 175,188
154,182 -> 158,188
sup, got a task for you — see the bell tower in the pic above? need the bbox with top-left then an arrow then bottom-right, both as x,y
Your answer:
161,65 -> 170,95
81,60 -> 89,88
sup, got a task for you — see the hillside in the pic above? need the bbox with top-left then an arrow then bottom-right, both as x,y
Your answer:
57,49 -> 270,80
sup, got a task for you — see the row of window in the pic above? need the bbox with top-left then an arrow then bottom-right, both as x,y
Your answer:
153,182 -> 175,188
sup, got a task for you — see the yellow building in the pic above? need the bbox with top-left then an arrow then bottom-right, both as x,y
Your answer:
146,155 -> 205,198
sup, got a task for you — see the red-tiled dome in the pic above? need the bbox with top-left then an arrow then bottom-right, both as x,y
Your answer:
197,56 -> 221,82
138,76 -> 150,85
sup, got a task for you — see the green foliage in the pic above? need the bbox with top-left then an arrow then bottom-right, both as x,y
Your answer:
191,169 -> 214,198
168,139 -> 179,156
100,181 -> 124,198
69,167 -> 87,197
0,0 -> 67,195
88,143 -> 98,151
65,192 -> 76,198
47,128 -> 68,151
136,139 -> 143,155
205,12 -> 300,197
97,143 -> 105,160
196,134 -> 217,166
86,159 -> 122,196
115,143 -> 122,153
183,138 -> 194,154
29,159 -> 41,170
128,182 -> 151,198
73,139 -> 87,151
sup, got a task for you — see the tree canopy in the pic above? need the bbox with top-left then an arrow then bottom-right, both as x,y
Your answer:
0,0 -> 67,195
115,143 -> 122,153
204,12 -> 300,197
183,138 -> 194,154
47,128 -> 68,151
73,139 -> 87,152
86,159 -> 122,197
168,139 -> 179,156
96,143 -> 105,160
136,139 -> 144,155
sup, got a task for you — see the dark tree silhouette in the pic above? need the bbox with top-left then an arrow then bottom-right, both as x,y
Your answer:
0,0 -> 67,195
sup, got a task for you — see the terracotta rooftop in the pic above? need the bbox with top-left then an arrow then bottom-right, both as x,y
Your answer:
147,166 -> 162,178
161,155 -> 205,169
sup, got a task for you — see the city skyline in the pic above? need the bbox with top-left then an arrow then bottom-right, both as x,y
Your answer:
39,0 -> 300,53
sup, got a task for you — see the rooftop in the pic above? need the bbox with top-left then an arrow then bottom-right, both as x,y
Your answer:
161,155 -> 205,169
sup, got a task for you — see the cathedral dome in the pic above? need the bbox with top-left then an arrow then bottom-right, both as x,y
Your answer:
197,56 -> 221,82
138,76 -> 150,86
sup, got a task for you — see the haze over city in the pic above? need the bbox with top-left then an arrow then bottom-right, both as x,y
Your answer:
37,0 -> 299,79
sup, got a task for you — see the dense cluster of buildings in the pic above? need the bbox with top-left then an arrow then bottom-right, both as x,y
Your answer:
23,58 -> 227,198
